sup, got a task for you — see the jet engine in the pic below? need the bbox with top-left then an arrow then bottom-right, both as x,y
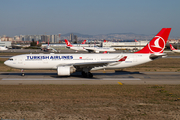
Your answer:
95,51 -> 100,53
57,66 -> 76,76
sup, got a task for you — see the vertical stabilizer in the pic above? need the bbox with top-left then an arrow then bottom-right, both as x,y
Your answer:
81,40 -> 86,44
65,39 -> 73,47
170,44 -> 177,50
135,28 -> 171,54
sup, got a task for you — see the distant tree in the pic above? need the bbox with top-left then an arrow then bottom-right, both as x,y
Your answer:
30,40 -> 37,46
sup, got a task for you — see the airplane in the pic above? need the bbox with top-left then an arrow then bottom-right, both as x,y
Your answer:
65,39 -> 86,46
65,39 -> 116,53
169,44 -> 180,53
65,39 -> 88,52
83,46 -> 116,53
86,39 -> 116,53
42,39 -> 57,52
45,45 -> 57,52
135,39 -> 138,42
4,28 -> 171,78
0,46 -> 8,51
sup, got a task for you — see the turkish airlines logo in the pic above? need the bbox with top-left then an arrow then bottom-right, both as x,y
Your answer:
67,41 -> 70,46
65,40 -> 71,46
148,36 -> 165,53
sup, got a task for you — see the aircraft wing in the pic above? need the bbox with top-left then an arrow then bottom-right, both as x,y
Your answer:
50,47 -> 57,52
57,56 -> 127,68
84,47 -> 115,53
82,47 -> 95,53
85,49 -> 95,53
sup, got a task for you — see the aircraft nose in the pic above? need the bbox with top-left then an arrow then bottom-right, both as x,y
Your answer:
4,60 -> 9,66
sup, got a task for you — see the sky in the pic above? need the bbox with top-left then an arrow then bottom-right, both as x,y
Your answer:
0,0 -> 180,38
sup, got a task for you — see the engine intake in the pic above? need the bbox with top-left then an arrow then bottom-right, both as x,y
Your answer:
57,66 -> 76,76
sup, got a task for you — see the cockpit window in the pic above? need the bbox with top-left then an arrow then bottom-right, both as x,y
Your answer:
9,58 -> 13,61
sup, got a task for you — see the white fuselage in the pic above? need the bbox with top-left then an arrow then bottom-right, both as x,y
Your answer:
4,53 -> 152,70
0,46 -> 8,51
84,47 -> 116,53
172,50 -> 180,53
69,46 -> 88,52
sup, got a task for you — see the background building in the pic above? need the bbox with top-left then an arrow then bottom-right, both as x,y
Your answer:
50,35 -> 57,43
70,33 -> 73,42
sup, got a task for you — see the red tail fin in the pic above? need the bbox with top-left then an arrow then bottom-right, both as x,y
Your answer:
65,39 -> 73,47
135,39 -> 138,42
170,44 -> 177,50
135,28 -> 171,54
81,40 -> 86,44
103,51 -> 107,54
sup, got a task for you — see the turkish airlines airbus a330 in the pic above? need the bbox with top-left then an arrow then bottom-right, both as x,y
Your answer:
4,28 -> 171,78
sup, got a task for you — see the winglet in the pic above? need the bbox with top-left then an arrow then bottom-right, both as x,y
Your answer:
135,28 -> 171,54
65,39 -> 73,47
118,56 -> 127,61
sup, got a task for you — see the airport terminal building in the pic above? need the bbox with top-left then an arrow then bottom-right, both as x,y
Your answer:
102,41 -> 149,50
0,40 -> 11,48
41,40 -> 149,50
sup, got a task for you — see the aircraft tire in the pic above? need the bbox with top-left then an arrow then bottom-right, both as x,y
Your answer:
82,72 -> 93,78
21,73 -> 25,76
87,72 -> 93,78
82,71 -> 87,78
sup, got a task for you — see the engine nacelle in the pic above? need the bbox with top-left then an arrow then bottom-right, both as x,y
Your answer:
57,66 -> 76,76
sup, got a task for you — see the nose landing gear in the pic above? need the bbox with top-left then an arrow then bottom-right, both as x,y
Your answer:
21,69 -> 25,76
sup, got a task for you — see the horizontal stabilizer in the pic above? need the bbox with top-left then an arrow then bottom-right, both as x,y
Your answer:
149,53 -> 167,60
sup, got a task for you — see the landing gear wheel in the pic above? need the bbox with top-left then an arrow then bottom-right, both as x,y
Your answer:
82,71 -> 86,78
21,73 -> 25,76
82,72 -> 93,78
87,72 -> 93,78
21,69 -> 25,76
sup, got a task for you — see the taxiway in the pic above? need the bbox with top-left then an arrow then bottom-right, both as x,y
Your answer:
0,71 -> 179,85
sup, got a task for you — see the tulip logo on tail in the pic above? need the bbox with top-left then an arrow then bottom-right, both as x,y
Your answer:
148,36 -> 165,53
135,28 -> 171,54
170,44 -> 176,50
67,41 -> 70,46
65,39 -> 73,47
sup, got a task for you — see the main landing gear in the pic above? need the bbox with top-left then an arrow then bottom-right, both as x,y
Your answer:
82,71 -> 93,78
81,68 -> 93,78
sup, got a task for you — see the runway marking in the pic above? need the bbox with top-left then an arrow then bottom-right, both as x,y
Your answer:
118,82 -> 123,85
2,78 -> 141,81
102,78 -> 141,80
